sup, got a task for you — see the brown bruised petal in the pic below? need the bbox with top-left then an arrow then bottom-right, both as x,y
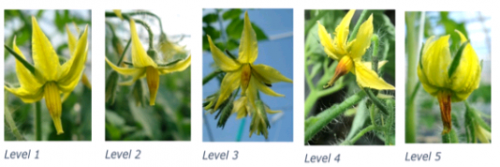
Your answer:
240,64 -> 252,95
44,82 -> 63,135
438,91 -> 452,134
324,56 -> 353,88
146,66 -> 160,106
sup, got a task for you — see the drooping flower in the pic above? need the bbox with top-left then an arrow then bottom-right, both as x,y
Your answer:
4,16 -> 89,134
158,33 -> 186,61
207,11 -> 292,112
105,19 -> 191,106
207,11 -> 292,139
317,10 -> 395,90
417,30 -> 481,134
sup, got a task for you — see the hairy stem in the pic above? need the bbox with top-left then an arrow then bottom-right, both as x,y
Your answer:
341,125 -> 375,145
305,91 -> 366,143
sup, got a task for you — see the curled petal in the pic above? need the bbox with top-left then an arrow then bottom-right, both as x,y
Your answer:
12,37 -> 44,92
421,35 -> 451,89
252,64 -> 292,83
254,79 -> 284,97
207,35 -> 240,71
214,71 -> 241,110
66,25 -> 77,55
354,61 -> 395,90
158,55 -> 191,74
130,19 -> 157,68
4,86 -> 44,103
238,11 -> 258,64
58,25 -> 89,92
450,30 -> 481,101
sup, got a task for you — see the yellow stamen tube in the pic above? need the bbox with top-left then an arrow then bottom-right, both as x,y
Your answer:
438,91 -> 452,134
146,66 -> 160,106
44,82 -> 64,135
240,64 -> 252,95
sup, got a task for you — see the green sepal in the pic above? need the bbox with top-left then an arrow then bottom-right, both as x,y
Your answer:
4,45 -> 36,74
105,71 -> 119,105
447,41 -> 469,78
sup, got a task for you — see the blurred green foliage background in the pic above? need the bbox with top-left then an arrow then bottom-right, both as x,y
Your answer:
104,10 -> 191,141
4,10 -> 92,141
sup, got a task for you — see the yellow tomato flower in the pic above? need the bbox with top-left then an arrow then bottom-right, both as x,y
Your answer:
417,30 -> 481,134
105,19 -> 191,106
207,11 -> 293,111
5,16 -> 89,135
317,10 -> 395,90
63,24 -> 91,102
232,96 -> 281,119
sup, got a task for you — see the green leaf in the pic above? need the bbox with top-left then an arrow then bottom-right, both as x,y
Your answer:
448,42 -> 468,78
345,99 -> 369,141
203,13 -> 219,23
222,9 -> 242,20
203,25 -> 221,39
252,23 -> 268,40
226,38 -> 239,51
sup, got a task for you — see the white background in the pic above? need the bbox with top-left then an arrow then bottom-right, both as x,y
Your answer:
0,0 -> 497,166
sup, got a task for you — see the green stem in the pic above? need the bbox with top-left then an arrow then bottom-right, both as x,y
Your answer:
304,83 -> 345,118
124,11 -> 164,32
305,91 -> 366,143
405,12 -> 419,143
35,101 -> 42,141
348,10 -> 369,42
365,88 -> 388,114
442,129 -> 458,143
117,38 -> 132,65
341,125 -> 375,145
4,45 -> 36,74
203,70 -> 223,85
4,102 -> 25,140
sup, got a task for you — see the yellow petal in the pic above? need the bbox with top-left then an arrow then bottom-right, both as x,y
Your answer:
207,35 -> 240,71
317,21 -> 340,60
158,55 -> 191,74
354,61 -> 395,90
130,19 -> 157,68
334,9 -> 355,53
105,58 -> 147,85
44,82 -> 64,135
252,64 -> 292,83
4,86 -> 44,103
66,25 -> 77,55
421,35 -> 451,89
265,106 -> 282,114
245,77 -> 259,110
58,26 -> 89,92
254,78 -> 284,97
12,37 -> 44,92
31,16 -> 61,80
119,71 -> 146,86
113,9 -> 124,20
350,14 -> 373,60
455,29 -> 468,43
214,71 -> 241,110
238,11 -> 258,64
361,60 -> 387,70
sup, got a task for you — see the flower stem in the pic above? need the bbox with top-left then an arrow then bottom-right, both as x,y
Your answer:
35,101 -> 42,141
117,38 -> 132,65
305,91 -> 366,143
442,128 -> 458,143
405,12 -> 421,143
348,10 -> 369,42
133,19 -> 155,49
203,70 -> 223,85
341,125 -> 375,145
124,11 -> 164,32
